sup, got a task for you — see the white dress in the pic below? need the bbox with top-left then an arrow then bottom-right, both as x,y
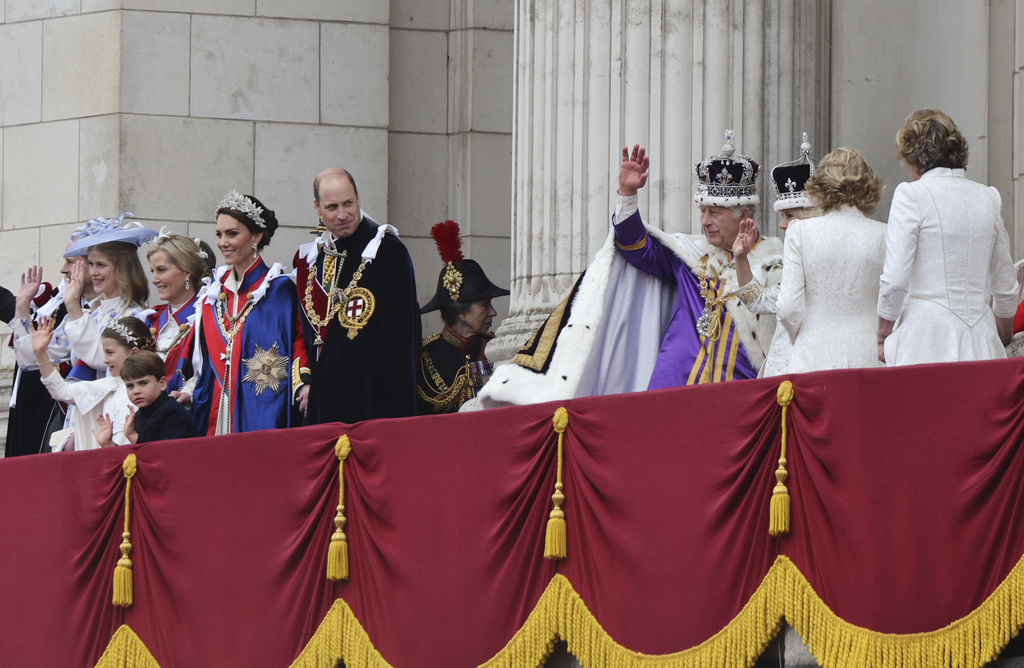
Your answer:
40,372 -> 134,451
878,168 -> 1017,365
776,207 -> 887,372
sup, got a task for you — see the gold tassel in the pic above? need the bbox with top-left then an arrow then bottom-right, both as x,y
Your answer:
544,407 -> 569,560
770,381 -> 794,537
113,453 -> 137,608
327,435 -> 352,581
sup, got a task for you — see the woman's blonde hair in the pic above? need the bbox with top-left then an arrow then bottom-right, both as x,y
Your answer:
805,147 -> 884,216
89,242 -> 150,308
896,109 -> 969,173
146,234 -> 216,286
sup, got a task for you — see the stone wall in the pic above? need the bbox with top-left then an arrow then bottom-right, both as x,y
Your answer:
0,1 -> 515,450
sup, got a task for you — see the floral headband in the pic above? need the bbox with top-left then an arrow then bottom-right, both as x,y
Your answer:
219,190 -> 266,229
105,320 -> 142,347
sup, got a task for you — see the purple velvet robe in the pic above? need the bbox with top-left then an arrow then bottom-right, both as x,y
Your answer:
613,210 -> 757,388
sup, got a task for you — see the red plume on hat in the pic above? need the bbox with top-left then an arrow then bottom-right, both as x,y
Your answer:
429,220 -> 464,265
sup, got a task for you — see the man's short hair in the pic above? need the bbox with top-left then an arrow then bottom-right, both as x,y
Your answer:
313,168 -> 359,203
120,350 -> 166,382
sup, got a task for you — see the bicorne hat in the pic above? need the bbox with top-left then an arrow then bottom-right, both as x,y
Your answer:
771,132 -> 817,212
64,212 -> 158,257
693,130 -> 760,207
420,220 -> 510,314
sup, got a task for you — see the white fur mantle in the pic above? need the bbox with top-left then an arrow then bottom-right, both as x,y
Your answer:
478,226 -> 782,408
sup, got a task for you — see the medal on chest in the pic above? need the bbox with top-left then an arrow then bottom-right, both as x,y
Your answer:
334,255 -> 375,340
241,342 -> 288,395
338,287 -> 376,340
696,255 -> 735,341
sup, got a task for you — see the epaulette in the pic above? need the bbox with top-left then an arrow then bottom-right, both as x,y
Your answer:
421,333 -> 442,349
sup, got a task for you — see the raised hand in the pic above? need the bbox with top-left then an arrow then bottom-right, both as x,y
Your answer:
732,217 -> 758,260
65,259 -> 87,319
93,413 -> 115,447
124,409 -> 138,444
618,144 -> 650,196
30,317 -> 55,357
14,265 -> 43,319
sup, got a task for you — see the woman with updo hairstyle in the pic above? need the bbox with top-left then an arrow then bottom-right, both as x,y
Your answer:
877,109 -> 1017,365
774,146 -> 888,372
144,232 -> 217,393
182,191 -> 310,436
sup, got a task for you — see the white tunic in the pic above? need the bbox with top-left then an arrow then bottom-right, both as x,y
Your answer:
777,207 -> 887,372
877,168 -> 1017,365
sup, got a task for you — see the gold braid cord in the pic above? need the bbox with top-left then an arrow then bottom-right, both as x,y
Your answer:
544,407 -> 569,560
770,381 -> 794,537
113,454 -> 137,608
326,435 -> 352,581
416,351 -> 475,413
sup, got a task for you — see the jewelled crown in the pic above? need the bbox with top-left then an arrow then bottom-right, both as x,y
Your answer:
218,190 -> 266,228
694,130 -> 760,207
771,132 -> 817,212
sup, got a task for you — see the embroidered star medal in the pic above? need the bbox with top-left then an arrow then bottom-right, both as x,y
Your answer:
241,342 -> 288,395
338,287 -> 376,340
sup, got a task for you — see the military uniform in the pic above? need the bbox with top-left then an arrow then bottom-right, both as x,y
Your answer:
416,326 -> 495,414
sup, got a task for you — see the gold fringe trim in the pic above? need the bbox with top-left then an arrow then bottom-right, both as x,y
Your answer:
544,407 -> 569,560
94,625 -> 161,668
480,553 -> 1024,668
769,381 -> 794,537
327,435 -> 352,581
290,598 -> 393,668
113,454 -> 137,608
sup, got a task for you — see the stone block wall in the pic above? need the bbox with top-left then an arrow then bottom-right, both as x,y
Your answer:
0,1 -> 516,448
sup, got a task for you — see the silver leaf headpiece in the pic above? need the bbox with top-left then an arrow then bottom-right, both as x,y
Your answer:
218,190 -> 266,229
106,320 -> 141,348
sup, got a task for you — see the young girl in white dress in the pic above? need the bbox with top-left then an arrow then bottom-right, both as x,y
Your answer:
32,316 -> 155,451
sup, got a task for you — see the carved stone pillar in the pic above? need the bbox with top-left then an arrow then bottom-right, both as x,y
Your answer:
489,0 -> 830,363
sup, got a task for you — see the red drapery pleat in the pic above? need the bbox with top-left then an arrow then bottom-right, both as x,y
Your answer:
1,358 -> 1023,666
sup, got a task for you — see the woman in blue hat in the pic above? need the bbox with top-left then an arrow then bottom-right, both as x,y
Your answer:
60,213 -> 155,380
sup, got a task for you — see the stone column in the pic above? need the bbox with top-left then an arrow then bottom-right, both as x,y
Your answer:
489,0 -> 830,363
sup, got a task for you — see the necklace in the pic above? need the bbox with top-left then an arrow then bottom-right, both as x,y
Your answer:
695,255 -> 736,341
214,292 -> 258,361
336,257 -> 372,339
157,323 -> 191,355
302,248 -> 345,345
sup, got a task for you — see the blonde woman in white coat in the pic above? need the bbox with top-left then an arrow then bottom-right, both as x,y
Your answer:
775,147 -> 887,373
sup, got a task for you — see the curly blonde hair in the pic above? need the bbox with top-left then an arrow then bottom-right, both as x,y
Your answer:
896,109 -> 969,173
805,147 -> 884,216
